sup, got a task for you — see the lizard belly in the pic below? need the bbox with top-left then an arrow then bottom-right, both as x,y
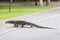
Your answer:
24,24 -> 32,28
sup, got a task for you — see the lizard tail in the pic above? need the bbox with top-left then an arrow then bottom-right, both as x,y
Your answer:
38,26 -> 54,29
34,24 -> 54,29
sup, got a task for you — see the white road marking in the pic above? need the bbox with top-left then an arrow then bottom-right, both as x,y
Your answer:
0,28 -> 18,35
34,13 -> 60,22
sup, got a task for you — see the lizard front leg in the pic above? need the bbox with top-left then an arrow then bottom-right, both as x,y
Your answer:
14,24 -> 18,27
30,25 -> 33,28
20,24 -> 25,28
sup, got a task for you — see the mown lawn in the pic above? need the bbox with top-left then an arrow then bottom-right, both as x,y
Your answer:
0,5 -> 53,20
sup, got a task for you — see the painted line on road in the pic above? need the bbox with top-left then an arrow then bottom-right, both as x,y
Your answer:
34,13 -> 60,22
0,28 -> 18,35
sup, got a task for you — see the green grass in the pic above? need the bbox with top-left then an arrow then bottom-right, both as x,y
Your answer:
0,5 -> 53,20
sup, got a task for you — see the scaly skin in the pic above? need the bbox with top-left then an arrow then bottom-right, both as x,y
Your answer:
5,20 -> 54,29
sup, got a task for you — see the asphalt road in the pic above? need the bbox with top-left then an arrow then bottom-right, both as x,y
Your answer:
0,7 -> 60,40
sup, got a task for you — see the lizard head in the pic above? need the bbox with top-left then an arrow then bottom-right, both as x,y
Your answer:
5,21 -> 16,24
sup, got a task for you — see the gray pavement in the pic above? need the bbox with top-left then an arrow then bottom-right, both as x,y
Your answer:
0,7 -> 60,40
